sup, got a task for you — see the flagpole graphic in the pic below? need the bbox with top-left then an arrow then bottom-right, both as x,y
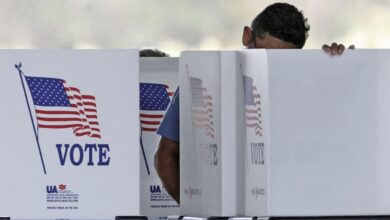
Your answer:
140,130 -> 150,175
15,63 -> 47,175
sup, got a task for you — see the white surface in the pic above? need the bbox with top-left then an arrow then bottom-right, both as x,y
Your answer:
180,51 -> 245,217
239,50 -> 269,217
243,49 -> 390,217
180,49 -> 390,217
0,50 -> 140,219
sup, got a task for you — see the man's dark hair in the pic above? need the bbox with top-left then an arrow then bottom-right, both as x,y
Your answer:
251,3 -> 310,48
140,49 -> 169,57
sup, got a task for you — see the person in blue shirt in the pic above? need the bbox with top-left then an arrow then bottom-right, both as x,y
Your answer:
154,2 -> 353,204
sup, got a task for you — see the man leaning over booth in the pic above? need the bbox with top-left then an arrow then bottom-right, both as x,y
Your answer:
154,2 -> 354,204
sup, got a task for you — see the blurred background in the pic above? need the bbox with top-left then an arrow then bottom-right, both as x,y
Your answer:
0,0 -> 388,56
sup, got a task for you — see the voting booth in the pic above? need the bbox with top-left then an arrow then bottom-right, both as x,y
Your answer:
0,50 -> 140,219
140,57 -> 180,220
179,51 -> 245,217
242,49 -> 390,217
180,49 -> 390,218
2,49 -> 390,219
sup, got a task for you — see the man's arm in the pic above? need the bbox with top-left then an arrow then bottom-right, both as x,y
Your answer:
155,88 -> 180,203
155,137 -> 180,204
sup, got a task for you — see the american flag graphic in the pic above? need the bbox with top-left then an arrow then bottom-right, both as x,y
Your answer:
190,77 -> 214,138
243,76 -> 262,136
25,76 -> 101,138
139,83 -> 173,132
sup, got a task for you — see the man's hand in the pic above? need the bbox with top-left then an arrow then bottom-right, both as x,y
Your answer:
322,42 -> 355,55
155,137 -> 180,204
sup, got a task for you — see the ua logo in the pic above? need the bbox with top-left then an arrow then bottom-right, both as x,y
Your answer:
46,185 -> 58,194
150,185 -> 161,193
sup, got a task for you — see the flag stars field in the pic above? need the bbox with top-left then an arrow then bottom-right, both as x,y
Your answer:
140,83 -> 173,132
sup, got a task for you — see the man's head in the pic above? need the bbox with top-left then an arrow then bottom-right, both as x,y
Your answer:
140,49 -> 169,57
242,3 -> 310,49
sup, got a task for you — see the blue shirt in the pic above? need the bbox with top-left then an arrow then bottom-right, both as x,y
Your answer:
157,87 -> 180,142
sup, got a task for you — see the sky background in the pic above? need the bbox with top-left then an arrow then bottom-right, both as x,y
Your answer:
0,0 -> 389,56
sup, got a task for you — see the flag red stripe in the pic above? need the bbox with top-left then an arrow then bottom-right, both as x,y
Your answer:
140,120 -> 161,125
75,131 -> 91,136
245,109 -> 261,114
72,95 -> 82,100
142,127 -> 157,132
74,126 -> 91,132
36,110 -> 79,115
85,108 -> 97,113
246,123 -> 262,128
38,124 -> 82,129
90,134 -> 101,138
140,114 -> 164,118
246,116 -> 261,121
83,102 -> 97,107
37,117 -> 82,122
82,95 -> 96,100
68,87 -> 81,93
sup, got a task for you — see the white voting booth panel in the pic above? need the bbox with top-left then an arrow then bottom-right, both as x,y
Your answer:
240,50 -> 269,217
140,57 -> 180,220
241,49 -> 390,217
0,50 -> 140,219
180,49 -> 390,218
180,51 -> 245,217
